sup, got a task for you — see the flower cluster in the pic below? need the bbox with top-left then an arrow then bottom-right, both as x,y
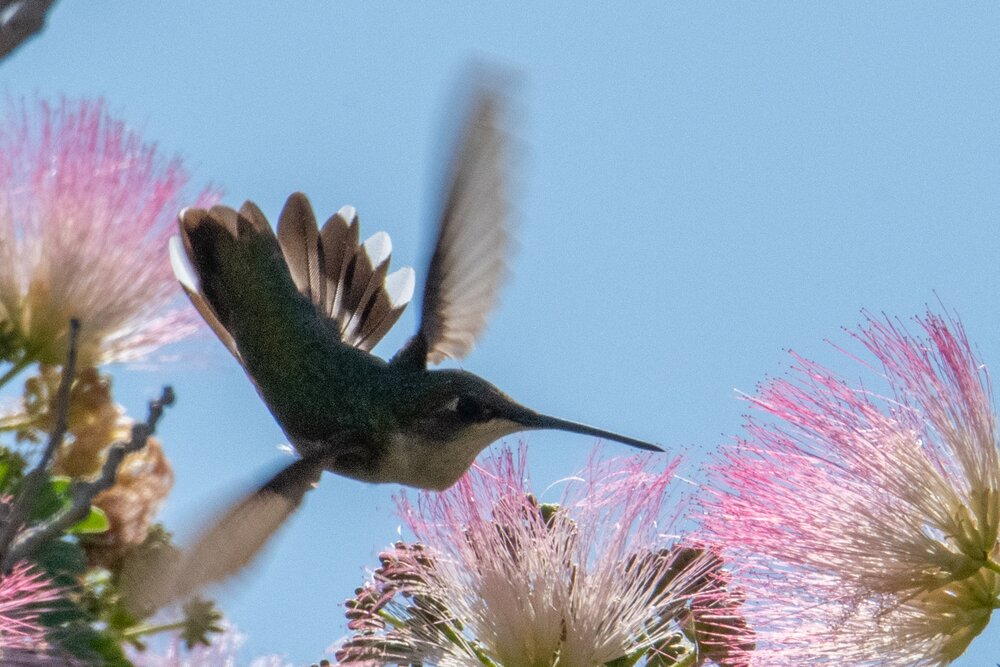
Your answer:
31,367 -> 175,566
703,311 -> 1000,665
0,97 -> 217,368
0,97 -> 217,663
0,563 -> 62,657
338,447 -> 754,666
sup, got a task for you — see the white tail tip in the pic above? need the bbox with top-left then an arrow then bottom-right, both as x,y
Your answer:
385,266 -> 416,307
168,236 -> 199,291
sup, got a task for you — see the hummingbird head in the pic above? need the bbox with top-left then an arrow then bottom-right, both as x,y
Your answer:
384,369 -> 662,490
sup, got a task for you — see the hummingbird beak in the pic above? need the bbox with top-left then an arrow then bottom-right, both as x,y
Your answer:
507,406 -> 663,453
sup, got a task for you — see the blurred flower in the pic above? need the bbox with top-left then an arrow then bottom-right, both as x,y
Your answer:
338,446 -> 753,666
0,562 -> 62,660
0,98 -> 219,368
126,621 -> 292,667
15,366 -> 173,565
703,310 -> 1000,665
36,366 -> 127,475
0,363 -> 174,570
83,434 -> 173,567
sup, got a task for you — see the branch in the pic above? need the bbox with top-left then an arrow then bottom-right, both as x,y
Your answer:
0,318 -> 79,560
2,386 -> 175,569
0,0 -> 58,62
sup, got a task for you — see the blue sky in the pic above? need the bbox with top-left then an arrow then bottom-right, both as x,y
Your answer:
4,2 -> 1000,664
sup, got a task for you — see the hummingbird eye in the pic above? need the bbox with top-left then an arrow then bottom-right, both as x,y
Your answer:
455,396 -> 491,422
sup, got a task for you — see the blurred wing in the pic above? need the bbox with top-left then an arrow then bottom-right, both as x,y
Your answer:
400,88 -> 510,368
124,456 -> 324,613
276,193 -> 415,352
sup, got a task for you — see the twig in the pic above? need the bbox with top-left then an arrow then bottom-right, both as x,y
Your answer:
0,318 -> 79,561
0,0 -> 58,62
2,386 -> 175,569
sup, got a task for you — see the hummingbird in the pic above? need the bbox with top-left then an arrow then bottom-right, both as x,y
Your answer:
147,86 -> 660,607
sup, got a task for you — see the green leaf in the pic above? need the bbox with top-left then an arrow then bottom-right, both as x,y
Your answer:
46,620 -> 135,667
30,475 -> 73,521
69,506 -> 109,535
49,476 -> 72,496
0,321 -> 24,365
32,537 -> 88,589
38,593 -> 88,629
0,447 -> 27,491
0,460 -> 14,490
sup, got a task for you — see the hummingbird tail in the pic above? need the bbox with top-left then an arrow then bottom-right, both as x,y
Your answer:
122,455 -> 325,614
277,193 -> 416,351
172,195 -> 415,362
173,202 -> 289,364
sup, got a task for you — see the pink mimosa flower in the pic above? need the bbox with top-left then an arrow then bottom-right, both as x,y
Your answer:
0,98 -> 219,367
704,310 -> 1000,665
0,561 -> 62,661
339,446 -> 754,666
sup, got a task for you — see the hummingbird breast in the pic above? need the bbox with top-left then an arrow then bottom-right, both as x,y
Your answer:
360,419 -> 522,491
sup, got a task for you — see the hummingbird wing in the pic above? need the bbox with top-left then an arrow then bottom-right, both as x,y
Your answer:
123,455 -> 325,613
393,87 -> 510,369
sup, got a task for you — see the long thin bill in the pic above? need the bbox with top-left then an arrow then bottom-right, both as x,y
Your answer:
519,411 -> 663,453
